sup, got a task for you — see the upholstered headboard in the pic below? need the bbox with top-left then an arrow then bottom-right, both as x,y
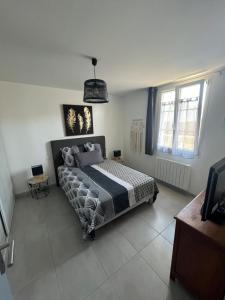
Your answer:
51,135 -> 106,186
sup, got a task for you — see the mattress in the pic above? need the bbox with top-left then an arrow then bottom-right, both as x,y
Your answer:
58,159 -> 158,238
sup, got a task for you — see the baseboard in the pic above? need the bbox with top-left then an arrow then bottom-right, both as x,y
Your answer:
155,179 -> 196,197
15,190 -> 30,199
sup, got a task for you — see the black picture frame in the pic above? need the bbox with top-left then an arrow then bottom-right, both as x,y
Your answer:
63,104 -> 94,136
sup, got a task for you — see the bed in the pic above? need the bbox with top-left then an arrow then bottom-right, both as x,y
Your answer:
51,136 -> 158,239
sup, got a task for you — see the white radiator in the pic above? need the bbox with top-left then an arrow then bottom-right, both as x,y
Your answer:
155,158 -> 191,191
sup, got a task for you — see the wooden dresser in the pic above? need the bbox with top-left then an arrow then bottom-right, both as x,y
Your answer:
170,192 -> 225,300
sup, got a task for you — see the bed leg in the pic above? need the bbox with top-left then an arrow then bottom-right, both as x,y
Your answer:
89,230 -> 96,240
147,198 -> 152,204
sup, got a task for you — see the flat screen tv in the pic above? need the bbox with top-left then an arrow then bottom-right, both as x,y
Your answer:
201,157 -> 225,224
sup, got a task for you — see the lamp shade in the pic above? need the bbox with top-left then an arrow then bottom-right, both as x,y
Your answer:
83,79 -> 108,103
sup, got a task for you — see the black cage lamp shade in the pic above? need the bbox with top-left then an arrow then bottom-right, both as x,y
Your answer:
83,58 -> 108,103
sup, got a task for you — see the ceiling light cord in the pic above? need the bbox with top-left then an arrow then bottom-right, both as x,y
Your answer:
94,65 -> 96,79
92,57 -> 97,80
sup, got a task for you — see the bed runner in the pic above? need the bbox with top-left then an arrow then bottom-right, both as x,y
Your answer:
81,166 -> 129,214
91,164 -> 136,206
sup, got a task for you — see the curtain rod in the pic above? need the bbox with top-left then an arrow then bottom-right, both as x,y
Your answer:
157,65 -> 225,88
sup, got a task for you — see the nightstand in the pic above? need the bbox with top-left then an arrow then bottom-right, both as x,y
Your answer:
27,174 -> 49,199
111,157 -> 125,164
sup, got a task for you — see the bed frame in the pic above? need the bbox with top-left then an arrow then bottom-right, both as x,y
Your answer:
50,135 -> 106,186
95,195 -> 152,231
50,135 -> 155,236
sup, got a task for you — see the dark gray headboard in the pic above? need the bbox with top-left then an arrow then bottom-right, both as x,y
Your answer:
51,136 -> 106,186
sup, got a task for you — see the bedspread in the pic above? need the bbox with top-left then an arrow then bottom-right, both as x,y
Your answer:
58,159 -> 158,238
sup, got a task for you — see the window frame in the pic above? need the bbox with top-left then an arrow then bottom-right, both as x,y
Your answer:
157,79 -> 205,157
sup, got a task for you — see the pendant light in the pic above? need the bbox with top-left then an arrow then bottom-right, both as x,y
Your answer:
83,58 -> 108,103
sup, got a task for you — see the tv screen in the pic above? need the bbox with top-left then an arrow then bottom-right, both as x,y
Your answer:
201,157 -> 225,224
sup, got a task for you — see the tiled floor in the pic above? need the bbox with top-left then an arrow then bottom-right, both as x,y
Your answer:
7,183 -> 195,300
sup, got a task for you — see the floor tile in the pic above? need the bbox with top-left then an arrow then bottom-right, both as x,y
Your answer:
9,183 -> 193,300
116,215 -> 158,251
7,237 -> 54,294
56,247 -> 107,300
156,184 -> 192,215
140,235 -> 173,285
12,198 -> 41,227
138,203 -> 174,233
86,255 -> 168,300
15,271 -> 61,300
11,219 -> 49,245
45,192 -> 72,216
91,226 -> 137,276
49,225 -> 88,266
161,221 -> 176,244
46,211 -> 76,235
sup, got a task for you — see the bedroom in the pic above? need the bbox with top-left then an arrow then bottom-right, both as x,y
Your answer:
0,1 -> 225,300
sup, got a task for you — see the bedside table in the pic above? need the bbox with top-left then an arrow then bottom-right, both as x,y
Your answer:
27,174 -> 49,199
111,157 -> 125,164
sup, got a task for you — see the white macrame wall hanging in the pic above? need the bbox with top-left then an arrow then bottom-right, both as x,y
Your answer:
130,119 -> 144,153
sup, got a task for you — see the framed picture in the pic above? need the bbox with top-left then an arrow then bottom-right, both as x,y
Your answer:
63,104 -> 94,136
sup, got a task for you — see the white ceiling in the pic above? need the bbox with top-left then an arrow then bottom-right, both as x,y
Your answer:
0,0 -> 225,95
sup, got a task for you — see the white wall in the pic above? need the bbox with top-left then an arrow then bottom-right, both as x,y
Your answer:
1,71 -> 225,196
0,81 -> 123,194
122,72 -> 225,195
0,130 -> 14,234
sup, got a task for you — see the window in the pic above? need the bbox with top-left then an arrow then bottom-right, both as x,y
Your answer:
157,81 -> 205,158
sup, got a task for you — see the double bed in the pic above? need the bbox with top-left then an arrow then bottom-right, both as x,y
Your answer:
51,136 -> 158,239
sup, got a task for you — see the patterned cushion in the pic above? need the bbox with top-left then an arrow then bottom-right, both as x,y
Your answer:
84,142 -> 102,154
71,145 -> 80,167
71,145 -> 80,154
84,142 -> 95,152
61,147 -> 75,167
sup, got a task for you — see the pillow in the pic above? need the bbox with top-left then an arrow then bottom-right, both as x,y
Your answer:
71,145 -> 80,155
84,142 -> 95,152
75,150 -> 104,168
61,147 -> 75,167
71,145 -> 80,167
84,142 -> 102,154
94,143 -> 102,153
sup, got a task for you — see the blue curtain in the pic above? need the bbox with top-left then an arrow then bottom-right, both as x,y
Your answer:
145,87 -> 158,155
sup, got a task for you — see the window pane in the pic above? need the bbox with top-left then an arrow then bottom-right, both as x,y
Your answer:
158,90 -> 175,151
179,83 -> 200,100
162,90 -> 175,103
175,83 -> 201,154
